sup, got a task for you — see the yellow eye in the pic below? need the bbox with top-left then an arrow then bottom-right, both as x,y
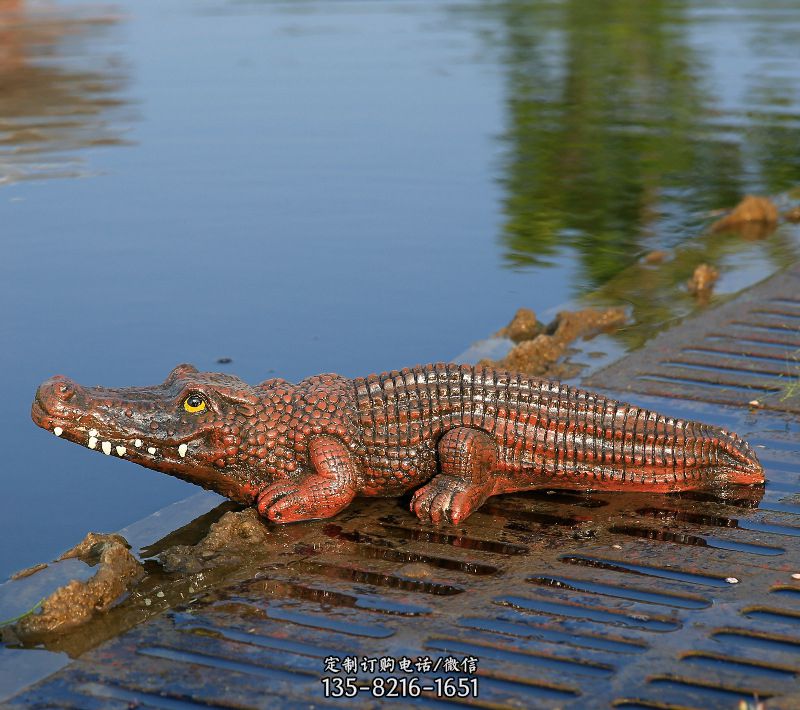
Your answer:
183,394 -> 207,413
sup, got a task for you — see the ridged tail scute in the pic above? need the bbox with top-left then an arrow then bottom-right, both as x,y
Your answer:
543,394 -> 765,486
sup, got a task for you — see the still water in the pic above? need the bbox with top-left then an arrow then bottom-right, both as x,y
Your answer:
2,0 -> 800,580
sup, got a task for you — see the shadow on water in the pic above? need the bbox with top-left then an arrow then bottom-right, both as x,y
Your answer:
0,0 -> 131,184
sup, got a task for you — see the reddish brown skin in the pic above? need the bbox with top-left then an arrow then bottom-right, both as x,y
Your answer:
32,363 -> 764,525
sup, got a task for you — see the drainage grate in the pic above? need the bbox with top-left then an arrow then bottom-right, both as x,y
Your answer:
586,264 -> 800,413
4,409 -> 799,709
5,271 -> 800,709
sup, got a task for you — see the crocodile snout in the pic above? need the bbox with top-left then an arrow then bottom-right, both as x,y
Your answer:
31,376 -> 93,439
35,375 -> 83,413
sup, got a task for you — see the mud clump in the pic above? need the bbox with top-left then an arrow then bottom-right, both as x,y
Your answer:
711,195 -> 778,238
483,307 -> 627,377
687,263 -> 719,297
12,533 -> 143,640
158,508 -> 270,574
496,307 -> 544,342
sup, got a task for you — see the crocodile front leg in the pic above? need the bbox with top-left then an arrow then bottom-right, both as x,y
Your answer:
256,435 -> 357,523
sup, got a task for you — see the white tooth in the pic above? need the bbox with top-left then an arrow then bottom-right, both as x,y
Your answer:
178,443 -> 188,458
89,429 -> 98,438
101,441 -> 112,455
53,427 -> 63,437
116,446 -> 126,457
134,439 -> 142,448
88,437 -> 98,449
147,447 -> 157,455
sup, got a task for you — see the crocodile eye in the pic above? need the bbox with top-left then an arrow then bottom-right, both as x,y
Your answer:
183,394 -> 207,414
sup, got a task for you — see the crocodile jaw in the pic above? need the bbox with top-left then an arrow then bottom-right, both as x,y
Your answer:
31,373 -> 260,504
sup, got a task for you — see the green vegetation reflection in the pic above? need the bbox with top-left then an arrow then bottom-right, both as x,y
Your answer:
472,0 -> 800,291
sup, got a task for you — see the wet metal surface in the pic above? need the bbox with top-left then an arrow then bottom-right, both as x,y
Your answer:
4,400 -> 799,709
586,264 -> 800,413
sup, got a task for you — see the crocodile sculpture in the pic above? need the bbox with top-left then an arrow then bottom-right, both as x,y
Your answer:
32,363 -> 764,525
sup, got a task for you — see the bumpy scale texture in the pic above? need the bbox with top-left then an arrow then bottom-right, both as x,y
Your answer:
32,363 -> 764,525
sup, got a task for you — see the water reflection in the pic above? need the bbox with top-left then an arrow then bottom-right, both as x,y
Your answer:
469,0 -> 800,288
0,0 -> 130,184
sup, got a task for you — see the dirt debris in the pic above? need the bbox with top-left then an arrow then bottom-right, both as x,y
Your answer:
12,533 -> 143,640
687,263 -> 719,296
10,563 -> 48,581
482,307 -> 627,377
158,508 -> 270,574
642,250 -> 668,264
396,563 -> 435,579
711,195 -> 778,237
496,307 -> 544,342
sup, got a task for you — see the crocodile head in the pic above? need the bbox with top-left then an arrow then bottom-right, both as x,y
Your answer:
31,364 -> 267,503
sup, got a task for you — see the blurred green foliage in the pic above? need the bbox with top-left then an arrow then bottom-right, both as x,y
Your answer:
468,0 -> 800,291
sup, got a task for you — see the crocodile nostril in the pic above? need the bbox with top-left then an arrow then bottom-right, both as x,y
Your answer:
37,376 -> 80,408
56,382 -> 75,401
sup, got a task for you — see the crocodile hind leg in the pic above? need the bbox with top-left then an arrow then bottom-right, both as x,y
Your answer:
410,427 -> 498,525
257,435 -> 357,523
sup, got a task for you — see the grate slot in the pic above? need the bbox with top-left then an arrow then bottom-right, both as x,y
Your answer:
609,524 -> 785,555
712,628 -> 800,653
321,525 -> 500,575
706,331 -> 800,348
458,616 -> 647,654
559,554 -> 733,587
679,651 -> 797,679
635,507 -> 800,538
660,356 -> 794,378
525,576 -> 711,609
510,490 -> 609,508
770,586 -> 800,601
751,308 -> 800,320
770,297 -> 800,306
637,373 -> 781,394
211,597 -> 403,638
175,622 -> 345,660
425,636 -> 614,678
613,699 -> 702,710
376,521 -> 529,555
759,500 -> 800,516
681,344 -> 799,363
261,602 -> 398,637
495,595 -> 681,631
293,560 -> 465,595
477,501 -> 586,526
646,675 -> 775,703
730,320 -> 800,335
77,682 -> 240,709
472,672 -> 580,701
137,646 -> 317,682
244,575 -> 432,616
741,607 -> 800,626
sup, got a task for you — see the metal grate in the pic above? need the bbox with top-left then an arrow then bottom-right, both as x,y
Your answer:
586,264 -> 800,413
4,414 -> 799,709
5,268 -> 800,709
